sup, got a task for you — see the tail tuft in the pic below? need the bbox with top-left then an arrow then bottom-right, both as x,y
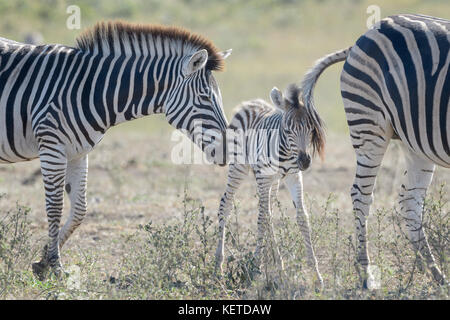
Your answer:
300,47 -> 351,160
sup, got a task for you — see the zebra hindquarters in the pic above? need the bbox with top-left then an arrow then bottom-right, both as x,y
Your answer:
399,146 -> 447,285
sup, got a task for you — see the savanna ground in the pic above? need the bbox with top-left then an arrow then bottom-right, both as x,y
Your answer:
0,0 -> 449,299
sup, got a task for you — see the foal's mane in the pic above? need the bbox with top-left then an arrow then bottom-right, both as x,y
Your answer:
75,21 -> 225,71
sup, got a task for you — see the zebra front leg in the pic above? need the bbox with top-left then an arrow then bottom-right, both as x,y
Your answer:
399,148 -> 446,285
32,146 -> 67,281
215,164 -> 248,275
254,175 -> 283,273
284,172 -> 323,291
58,155 -> 88,248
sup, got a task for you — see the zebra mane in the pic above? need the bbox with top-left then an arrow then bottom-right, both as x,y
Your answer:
285,83 -> 326,160
285,83 -> 302,110
75,21 -> 225,71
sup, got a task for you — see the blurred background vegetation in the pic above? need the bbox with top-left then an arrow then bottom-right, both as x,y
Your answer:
0,1 -> 449,299
1,0 -> 448,134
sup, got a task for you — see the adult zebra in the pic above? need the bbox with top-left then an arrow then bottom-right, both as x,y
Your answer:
301,14 -> 449,288
0,21 -> 231,279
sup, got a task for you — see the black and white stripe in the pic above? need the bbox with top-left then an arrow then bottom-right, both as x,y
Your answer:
0,22 -> 230,279
215,84 -> 324,289
301,14 -> 449,288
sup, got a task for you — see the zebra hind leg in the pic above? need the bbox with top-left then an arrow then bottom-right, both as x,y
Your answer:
399,148 -> 446,286
215,164 -> 248,275
350,135 -> 390,290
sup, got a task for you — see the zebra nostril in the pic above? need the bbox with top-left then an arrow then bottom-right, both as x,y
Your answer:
306,154 -> 311,164
297,153 -> 311,170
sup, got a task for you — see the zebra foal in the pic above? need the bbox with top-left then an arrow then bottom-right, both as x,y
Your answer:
301,14 -> 449,288
215,84 -> 325,288
0,22 -> 231,279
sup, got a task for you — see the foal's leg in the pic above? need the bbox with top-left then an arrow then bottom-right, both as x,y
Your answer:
284,172 -> 323,289
254,173 -> 283,272
270,179 -> 280,212
399,147 -> 446,285
215,164 -> 249,274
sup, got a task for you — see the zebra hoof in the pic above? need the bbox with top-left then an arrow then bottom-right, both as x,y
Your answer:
430,266 -> 447,287
362,278 -> 368,290
314,277 -> 324,293
214,267 -> 224,279
50,265 -> 67,281
32,261 -> 49,281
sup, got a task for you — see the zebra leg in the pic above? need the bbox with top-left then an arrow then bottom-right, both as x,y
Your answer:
58,155 -> 88,248
254,174 -> 283,272
215,164 -> 248,275
284,172 -> 323,290
270,179 -> 285,271
399,148 -> 446,285
32,147 -> 67,281
351,141 -> 389,290
270,179 -> 280,212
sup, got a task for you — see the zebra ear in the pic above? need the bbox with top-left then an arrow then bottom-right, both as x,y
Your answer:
218,49 -> 232,60
183,49 -> 208,76
270,87 -> 286,111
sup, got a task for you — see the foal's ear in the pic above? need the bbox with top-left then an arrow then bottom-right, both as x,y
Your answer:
270,87 -> 286,111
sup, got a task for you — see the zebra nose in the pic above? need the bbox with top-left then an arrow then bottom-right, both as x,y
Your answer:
297,153 -> 311,170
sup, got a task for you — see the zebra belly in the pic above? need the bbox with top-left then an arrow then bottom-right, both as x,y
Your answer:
0,133 -> 39,163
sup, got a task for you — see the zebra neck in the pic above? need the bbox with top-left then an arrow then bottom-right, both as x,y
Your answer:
84,48 -> 181,131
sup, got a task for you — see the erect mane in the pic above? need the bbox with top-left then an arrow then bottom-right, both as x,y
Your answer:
285,83 -> 302,110
75,21 -> 225,71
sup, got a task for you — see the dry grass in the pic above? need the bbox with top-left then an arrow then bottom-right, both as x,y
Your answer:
0,129 -> 448,299
0,0 -> 449,300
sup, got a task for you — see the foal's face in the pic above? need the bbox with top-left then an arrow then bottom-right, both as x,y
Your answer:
282,109 -> 312,171
270,85 -> 312,171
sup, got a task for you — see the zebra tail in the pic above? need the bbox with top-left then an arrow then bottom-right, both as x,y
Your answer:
301,47 -> 351,112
